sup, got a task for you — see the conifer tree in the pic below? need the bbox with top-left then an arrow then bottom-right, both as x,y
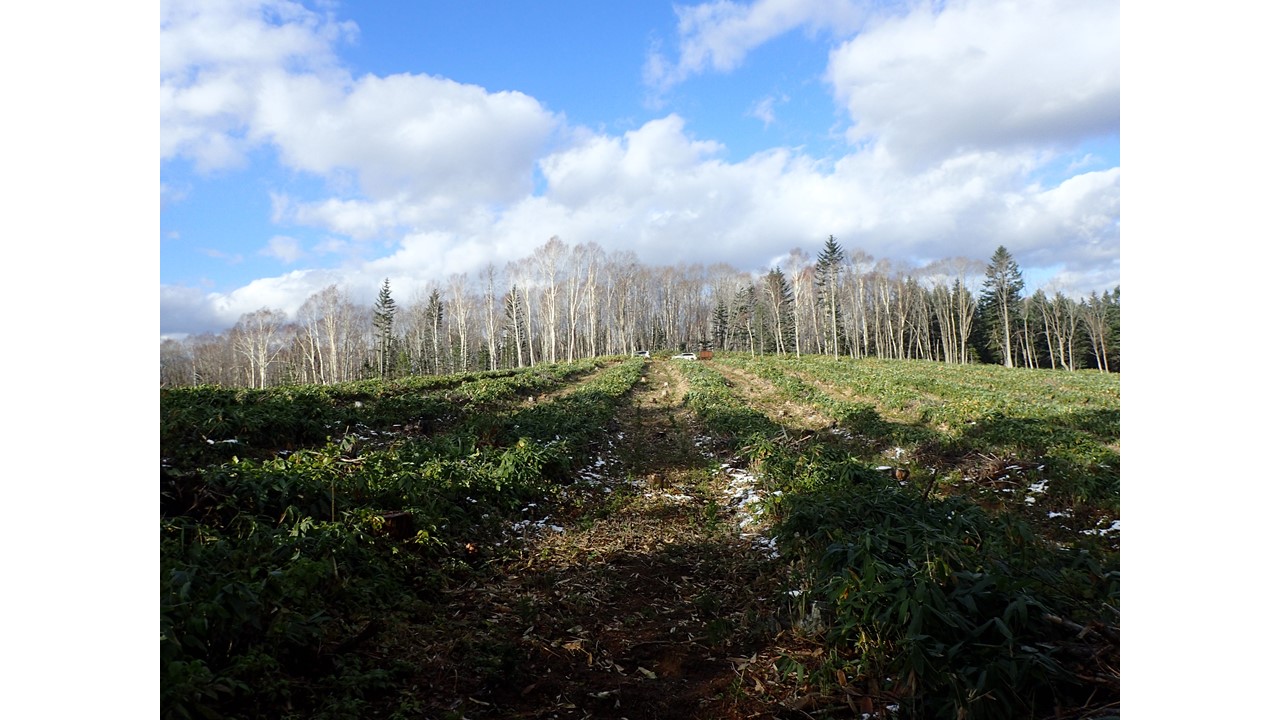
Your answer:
815,235 -> 845,356
978,246 -> 1025,368
373,278 -> 397,378
711,300 -> 730,350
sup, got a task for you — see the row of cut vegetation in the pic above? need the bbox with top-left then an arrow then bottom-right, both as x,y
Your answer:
676,355 -> 1119,719
161,357 -> 644,719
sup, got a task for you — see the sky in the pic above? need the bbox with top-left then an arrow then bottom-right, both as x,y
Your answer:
160,0 -> 1121,337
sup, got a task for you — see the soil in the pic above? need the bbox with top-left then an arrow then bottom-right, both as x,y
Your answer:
381,359 -> 843,719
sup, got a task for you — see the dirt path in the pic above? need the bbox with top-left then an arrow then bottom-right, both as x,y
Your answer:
394,359 -> 809,719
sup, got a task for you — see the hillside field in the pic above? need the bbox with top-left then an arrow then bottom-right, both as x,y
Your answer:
161,353 -> 1119,719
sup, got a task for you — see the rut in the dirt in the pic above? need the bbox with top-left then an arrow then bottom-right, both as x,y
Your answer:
400,360 -> 792,720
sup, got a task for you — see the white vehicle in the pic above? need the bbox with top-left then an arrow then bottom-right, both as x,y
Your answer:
673,353 -> 697,360
634,350 -> 651,358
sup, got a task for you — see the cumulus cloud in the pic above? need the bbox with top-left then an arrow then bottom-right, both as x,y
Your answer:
996,167 -> 1120,269
826,0 -> 1119,166
162,268 -> 361,336
273,193 -> 443,240
481,117 -> 1116,289
160,0 -> 355,170
539,115 -> 726,208
162,0 -> 558,209
254,73 -> 558,203
161,285 -> 232,336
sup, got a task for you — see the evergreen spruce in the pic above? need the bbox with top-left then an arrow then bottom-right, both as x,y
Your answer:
977,246 -> 1025,368
711,300 -> 730,350
373,278 -> 397,378
815,235 -> 845,356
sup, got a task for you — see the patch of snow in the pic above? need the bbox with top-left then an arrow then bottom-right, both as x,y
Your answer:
511,516 -> 566,534
752,535 -> 780,559
1083,519 -> 1120,536
647,492 -> 694,503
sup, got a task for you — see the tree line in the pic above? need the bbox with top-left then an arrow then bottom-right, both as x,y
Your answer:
159,237 -> 1119,388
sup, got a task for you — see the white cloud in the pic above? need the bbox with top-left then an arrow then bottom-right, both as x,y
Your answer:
997,167 -> 1121,268
255,72 -> 558,203
163,129 -> 1119,333
163,268 -> 361,335
162,0 -> 557,207
160,0 -> 355,170
477,117 -> 1116,285
826,0 -> 1119,167
262,235 -> 304,264
161,285 -> 230,336
199,247 -> 244,265
273,193 -> 426,240
539,115 -> 726,208
647,0 -> 867,91
749,94 -> 788,126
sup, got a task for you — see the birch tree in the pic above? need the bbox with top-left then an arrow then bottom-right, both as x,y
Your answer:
762,267 -> 796,355
233,308 -> 288,388
534,237 -> 566,363
447,273 -> 471,372
482,264 -> 501,370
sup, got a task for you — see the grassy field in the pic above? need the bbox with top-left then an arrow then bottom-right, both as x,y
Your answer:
161,353 -> 1119,719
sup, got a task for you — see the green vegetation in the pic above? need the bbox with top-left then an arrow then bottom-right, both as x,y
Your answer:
161,357 -> 642,719
686,354 -> 1119,718
161,352 -> 1118,719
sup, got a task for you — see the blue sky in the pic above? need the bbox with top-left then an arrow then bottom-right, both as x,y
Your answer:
160,0 -> 1121,336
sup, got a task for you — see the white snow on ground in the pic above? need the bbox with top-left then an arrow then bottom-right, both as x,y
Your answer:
1025,479 -> 1049,504
645,492 -> 694,503
752,535 -> 781,560
572,432 -> 637,490
1083,519 -> 1120,536
721,464 -> 770,529
718,463 -> 781,558
510,516 -> 565,534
